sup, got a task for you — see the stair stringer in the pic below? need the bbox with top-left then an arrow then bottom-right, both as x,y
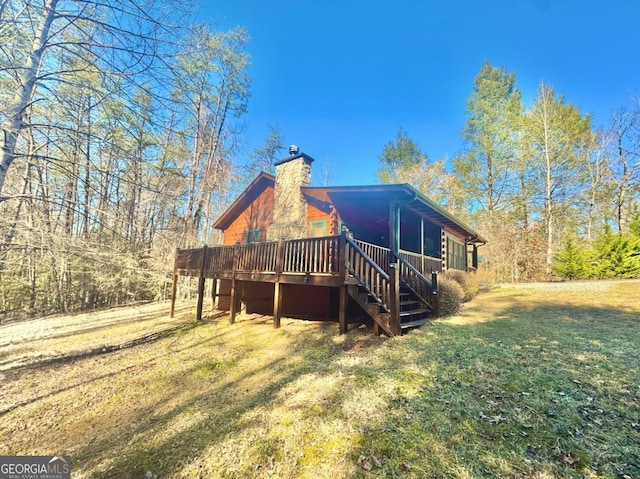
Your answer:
346,284 -> 396,337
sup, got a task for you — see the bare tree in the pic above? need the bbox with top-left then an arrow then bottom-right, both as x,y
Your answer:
175,25 -> 250,246
607,100 -> 640,233
525,82 -> 592,276
0,0 -> 187,198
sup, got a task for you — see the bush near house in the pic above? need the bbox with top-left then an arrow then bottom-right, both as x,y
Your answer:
437,275 -> 465,315
444,269 -> 480,302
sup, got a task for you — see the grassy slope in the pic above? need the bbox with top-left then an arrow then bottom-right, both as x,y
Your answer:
0,281 -> 638,478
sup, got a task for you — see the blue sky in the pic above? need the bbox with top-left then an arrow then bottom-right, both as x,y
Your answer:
197,0 -> 640,186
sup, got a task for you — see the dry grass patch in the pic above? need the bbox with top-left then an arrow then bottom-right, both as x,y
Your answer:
1,280 -> 639,478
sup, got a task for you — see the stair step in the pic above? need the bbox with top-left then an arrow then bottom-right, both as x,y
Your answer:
360,293 -> 382,305
401,318 -> 427,329
400,308 -> 431,318
399,300 -> 420,306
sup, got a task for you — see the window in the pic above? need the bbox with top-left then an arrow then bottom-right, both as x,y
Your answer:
309,220 -> 326,237
447,237 -> 467,271
247,229 -> 262,243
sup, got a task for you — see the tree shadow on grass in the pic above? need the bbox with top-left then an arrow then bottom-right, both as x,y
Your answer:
348,298 -> 640,478
60,319 -> 379,478
4,294 -> 638,478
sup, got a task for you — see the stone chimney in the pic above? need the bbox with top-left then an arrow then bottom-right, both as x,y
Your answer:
267,145 -> 314,240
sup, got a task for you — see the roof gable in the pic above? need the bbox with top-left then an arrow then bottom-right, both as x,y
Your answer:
213,174 -> 485,244
212,172 -> 275,230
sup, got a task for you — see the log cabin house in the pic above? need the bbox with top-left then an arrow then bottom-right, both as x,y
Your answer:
171,145 -> 486,336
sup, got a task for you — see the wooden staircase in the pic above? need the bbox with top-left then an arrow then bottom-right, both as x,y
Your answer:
398,287 -> 431,332
347,283 -> 394,336
344,236 -> 435,336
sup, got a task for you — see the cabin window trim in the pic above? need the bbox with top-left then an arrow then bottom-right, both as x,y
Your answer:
247,228 -> 262,243
447,237 -> 467,271
309,220 -> 327,237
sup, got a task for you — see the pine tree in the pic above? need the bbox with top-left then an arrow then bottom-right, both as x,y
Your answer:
376,128 -> 426,184
553,236 -> 590,279
453,60 -> 523,213
593,225 -> 640,278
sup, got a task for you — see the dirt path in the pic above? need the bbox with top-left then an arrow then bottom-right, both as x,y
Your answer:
0,301 -> 199,372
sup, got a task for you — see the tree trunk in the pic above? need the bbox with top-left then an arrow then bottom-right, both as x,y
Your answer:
542,93 -> 554,277
0,0 -> 58,198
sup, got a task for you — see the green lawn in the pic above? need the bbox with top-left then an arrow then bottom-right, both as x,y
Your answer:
1,281 -> 638,478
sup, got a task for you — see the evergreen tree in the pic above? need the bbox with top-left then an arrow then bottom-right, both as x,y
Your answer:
553,236 -> 591,279
453,60 -> 524,213
376,128 -> 425,183
593,225 -> 640,278
629,209 -> 640,237
453,61 -> 527,282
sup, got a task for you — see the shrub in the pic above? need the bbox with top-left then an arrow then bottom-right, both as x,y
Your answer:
553,236 -> 592,279
445,269 -> 479,302
437,275 -> 464,316
593,227 -> 640,279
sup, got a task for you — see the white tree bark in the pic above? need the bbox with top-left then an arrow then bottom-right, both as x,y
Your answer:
0,0 -> 58,199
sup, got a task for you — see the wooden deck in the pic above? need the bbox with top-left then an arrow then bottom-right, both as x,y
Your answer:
175,235 -> 343,286
171,232 -> 440,336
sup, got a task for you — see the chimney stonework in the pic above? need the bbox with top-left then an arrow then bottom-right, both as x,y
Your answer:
267,150 -> 312,240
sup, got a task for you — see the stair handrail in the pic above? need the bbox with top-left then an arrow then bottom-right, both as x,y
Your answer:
345,235 -> 393,313
393,252 -> 432,285
345,236 -> 390,281
345,235 -> 399,335
392,251 -> 434,309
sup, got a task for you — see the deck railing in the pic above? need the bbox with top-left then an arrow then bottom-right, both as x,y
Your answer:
398,249 -> 442,274
175,248 -> 206,272
206,245 -> 235,271
236,242 -> 278,272
175,236 -> 342,276
354,239 -> 392,274
173,233 -> 440,325
175,237 -> 443,280
282,236 -> 340,274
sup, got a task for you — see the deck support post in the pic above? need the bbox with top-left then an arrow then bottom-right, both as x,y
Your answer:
389,263 -> 401,336
431,271 -> 439,317
273,239 -> 285,328
211,277 -> 218,311
420,216 -> 425,275
196,276 -> 205,321
230,279 -> 239,324
170,249 -> 179,318
273,281 -> 282,328
339,285 -> 348,334
195,246 -> 208,321
170,275 -> 178,318
230,245 -> 239,324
